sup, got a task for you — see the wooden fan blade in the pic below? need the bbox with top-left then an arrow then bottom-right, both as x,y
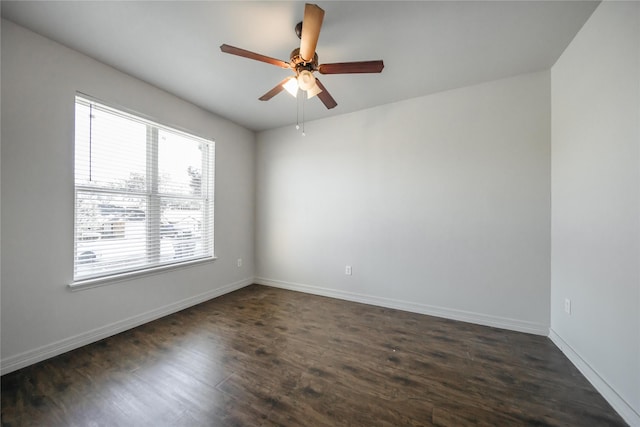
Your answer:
299,4 -> 325,62
318,60 -> 384,74
220,44 -> 290,69
259,77 -> 294,101
314,78 -> 337,109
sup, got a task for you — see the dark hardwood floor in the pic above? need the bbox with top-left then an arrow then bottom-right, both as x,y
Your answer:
1,284 -> 627,426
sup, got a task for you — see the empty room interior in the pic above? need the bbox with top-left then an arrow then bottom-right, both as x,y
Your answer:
1,1 -> 639,426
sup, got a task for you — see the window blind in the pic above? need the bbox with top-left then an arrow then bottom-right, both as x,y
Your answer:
74,96 -> 215,282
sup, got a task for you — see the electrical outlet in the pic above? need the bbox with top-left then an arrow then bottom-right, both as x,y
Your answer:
237,258 -> 242,268
345,265 -> 352,275
564,298 -> 571,315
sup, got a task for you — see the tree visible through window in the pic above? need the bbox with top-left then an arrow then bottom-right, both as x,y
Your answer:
73,95 -> 215,282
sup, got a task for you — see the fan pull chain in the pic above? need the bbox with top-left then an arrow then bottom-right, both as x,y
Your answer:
301,95 -> 306,137
294,89 -> 306,137
295,92 -> 300,130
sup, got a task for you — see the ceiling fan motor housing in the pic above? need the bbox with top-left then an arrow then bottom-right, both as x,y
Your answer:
290,48 -> 318,74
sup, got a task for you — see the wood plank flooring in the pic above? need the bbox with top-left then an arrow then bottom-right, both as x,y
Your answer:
1,284 -> 627,426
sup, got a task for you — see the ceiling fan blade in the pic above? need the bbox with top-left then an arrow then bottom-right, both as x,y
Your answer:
318,60 -> 384,74
314,79 -> 337,109
299,3 -> 325,62
220,44 -> 290,69
259,77 -> 293,101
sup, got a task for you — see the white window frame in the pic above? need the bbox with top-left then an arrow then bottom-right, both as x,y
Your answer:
71,95 -> 215,289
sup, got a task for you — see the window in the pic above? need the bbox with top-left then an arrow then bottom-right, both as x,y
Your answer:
73,95 -> 215,283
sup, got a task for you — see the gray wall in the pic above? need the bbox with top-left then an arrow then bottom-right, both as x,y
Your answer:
256,71 -> 551,335
550,1 -> 640,423
1,20 -> 256,373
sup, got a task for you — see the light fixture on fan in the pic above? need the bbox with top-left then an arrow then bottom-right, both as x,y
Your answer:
298,70 -> 322,99
281,71 -> 323,99
297,70 -> 315,91
306,82 -> 322,99
283,77 -> 298,97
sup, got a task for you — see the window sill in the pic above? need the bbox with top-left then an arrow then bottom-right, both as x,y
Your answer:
68,257 -> 217,291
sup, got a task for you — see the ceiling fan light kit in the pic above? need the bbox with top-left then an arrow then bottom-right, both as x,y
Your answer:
297,70 -> 316,90
220,2 -> 384,111
283,77 -> 299,97
306,82 -> 323,99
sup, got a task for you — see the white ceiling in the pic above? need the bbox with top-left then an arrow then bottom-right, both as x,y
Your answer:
1,1 -> 599,132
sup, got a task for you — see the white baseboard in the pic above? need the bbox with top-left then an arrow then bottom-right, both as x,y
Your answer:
0,278 -> 253,376
254,277 -> 549,336
549,329 -> 640,426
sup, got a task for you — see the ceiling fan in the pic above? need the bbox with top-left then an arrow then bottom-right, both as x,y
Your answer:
220,3 -> 384,110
